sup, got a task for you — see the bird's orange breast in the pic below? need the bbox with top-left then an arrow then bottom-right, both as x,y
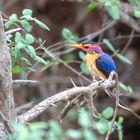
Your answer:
85,54 -> 107,79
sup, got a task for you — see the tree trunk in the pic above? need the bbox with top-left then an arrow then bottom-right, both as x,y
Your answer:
0,12 -> 16,140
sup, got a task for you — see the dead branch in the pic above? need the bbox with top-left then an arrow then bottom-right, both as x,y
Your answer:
105,73 -> 119,140
58,94 -> 82,121
18,78 -> 116,124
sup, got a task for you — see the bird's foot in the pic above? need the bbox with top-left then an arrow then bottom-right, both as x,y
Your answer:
108,71 -> 118,80
98,79 -> 105,86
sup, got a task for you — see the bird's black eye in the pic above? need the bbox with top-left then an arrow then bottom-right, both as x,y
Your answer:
83,45 -> 89,49
84,46 -> 89,49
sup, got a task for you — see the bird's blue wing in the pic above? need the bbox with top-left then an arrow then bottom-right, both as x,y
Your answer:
96,53 -> 117,78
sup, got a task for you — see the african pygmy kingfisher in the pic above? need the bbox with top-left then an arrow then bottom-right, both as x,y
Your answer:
70,41 -> 117,80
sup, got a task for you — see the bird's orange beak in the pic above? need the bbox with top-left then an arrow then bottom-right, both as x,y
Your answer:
70,44 -> 83,49
70,44 -> 88,52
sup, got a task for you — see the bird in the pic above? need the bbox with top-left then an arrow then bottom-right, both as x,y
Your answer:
70,41 -> 117,81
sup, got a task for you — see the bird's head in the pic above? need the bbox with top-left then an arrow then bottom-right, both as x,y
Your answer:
70,41 -> 103,55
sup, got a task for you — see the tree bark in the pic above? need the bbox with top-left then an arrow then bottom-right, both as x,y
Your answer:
0,12 -> 16,140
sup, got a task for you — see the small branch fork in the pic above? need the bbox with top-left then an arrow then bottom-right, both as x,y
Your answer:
105,72 -> 120,140
18,72 -> 116,124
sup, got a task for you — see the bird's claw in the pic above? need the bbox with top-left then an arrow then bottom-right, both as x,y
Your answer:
98,79 -> 105,86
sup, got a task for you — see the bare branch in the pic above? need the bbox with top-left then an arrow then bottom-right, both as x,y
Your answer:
5,28 -> 21,35
105,72 -> 119,140
18,79 -> 116,124
120,12 -> 140,33
58,94 -> 81,121
13,80 -> 38,84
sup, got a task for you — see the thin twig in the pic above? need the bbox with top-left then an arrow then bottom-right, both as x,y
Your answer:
105,92 -> 119,140
121,30 -> 135,54
5,28 -> 21,35
13,80 -> 38,84
118,103 -> 140,120
105,72 -> 119,140
58,94 -> 81,121
87,92 -> 100,118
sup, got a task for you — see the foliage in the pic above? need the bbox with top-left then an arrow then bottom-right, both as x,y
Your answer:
78,51 -> 89,74
86,2 -> 98,13
9,108 -> 123,140
62,28 -> 78,45
119,82 -> 133,94
103,0 -> 120,20
5,9 -> 56,77
5,9 -> 50,32
87,0 -> 140,20
128,0 -> 138,6
9,122 -> 47,140
103,39 -> 132,65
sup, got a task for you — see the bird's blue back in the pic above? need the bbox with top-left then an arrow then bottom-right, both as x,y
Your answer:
96,53 -> 117,78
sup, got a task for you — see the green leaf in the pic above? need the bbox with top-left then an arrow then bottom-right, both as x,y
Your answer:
96,119 -> 109,135
66,129 -> 82,139
44,49 -> 56,61
33,19 -> 50,31
28,67 -> 36,72
28,122 -> 47,140
66,40 -> 78,46
83,130 -> 97,140
116,53 -> 132,65
35,56 -> 47,65
128,0 -> 138,5
29,122 -> 47,131
28,131 -> 46,140
127,86 -> 133,93
86,2 -> 98,13
63,54 -> 76,61
78,108 -> 90,128
20,57 -> 32,66
119,82 -> 133,93
27,45 -> 36,59
115,121 -> 123,140
49,120 -> 63,135
62,28 -> 72,40
80,62 -> 90,75
22,9 -> 33,17
12,65 -> 22,74
118,128 -> 123,140
20,20 -> 32,32
22,15 -> 34,21
14,48 -> 21,59
103,39 -> 115,52
79,51 -> 86,61
41,61 -> 52,71
134,10 -> 140,18
102,107 -> 114,119
117,117 -> 124,140
38,37 -> 43,45
25,34 -> 34,44
104,1 -> 120,20
5,21 -> 15,29
47,131 -> 58,140
62,28 -> 78,45
9,14 -> 18,20
15,42 -> 26,59
15,32 -> 21,43
11,123 -> 29,140
118,117 -> 124,124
